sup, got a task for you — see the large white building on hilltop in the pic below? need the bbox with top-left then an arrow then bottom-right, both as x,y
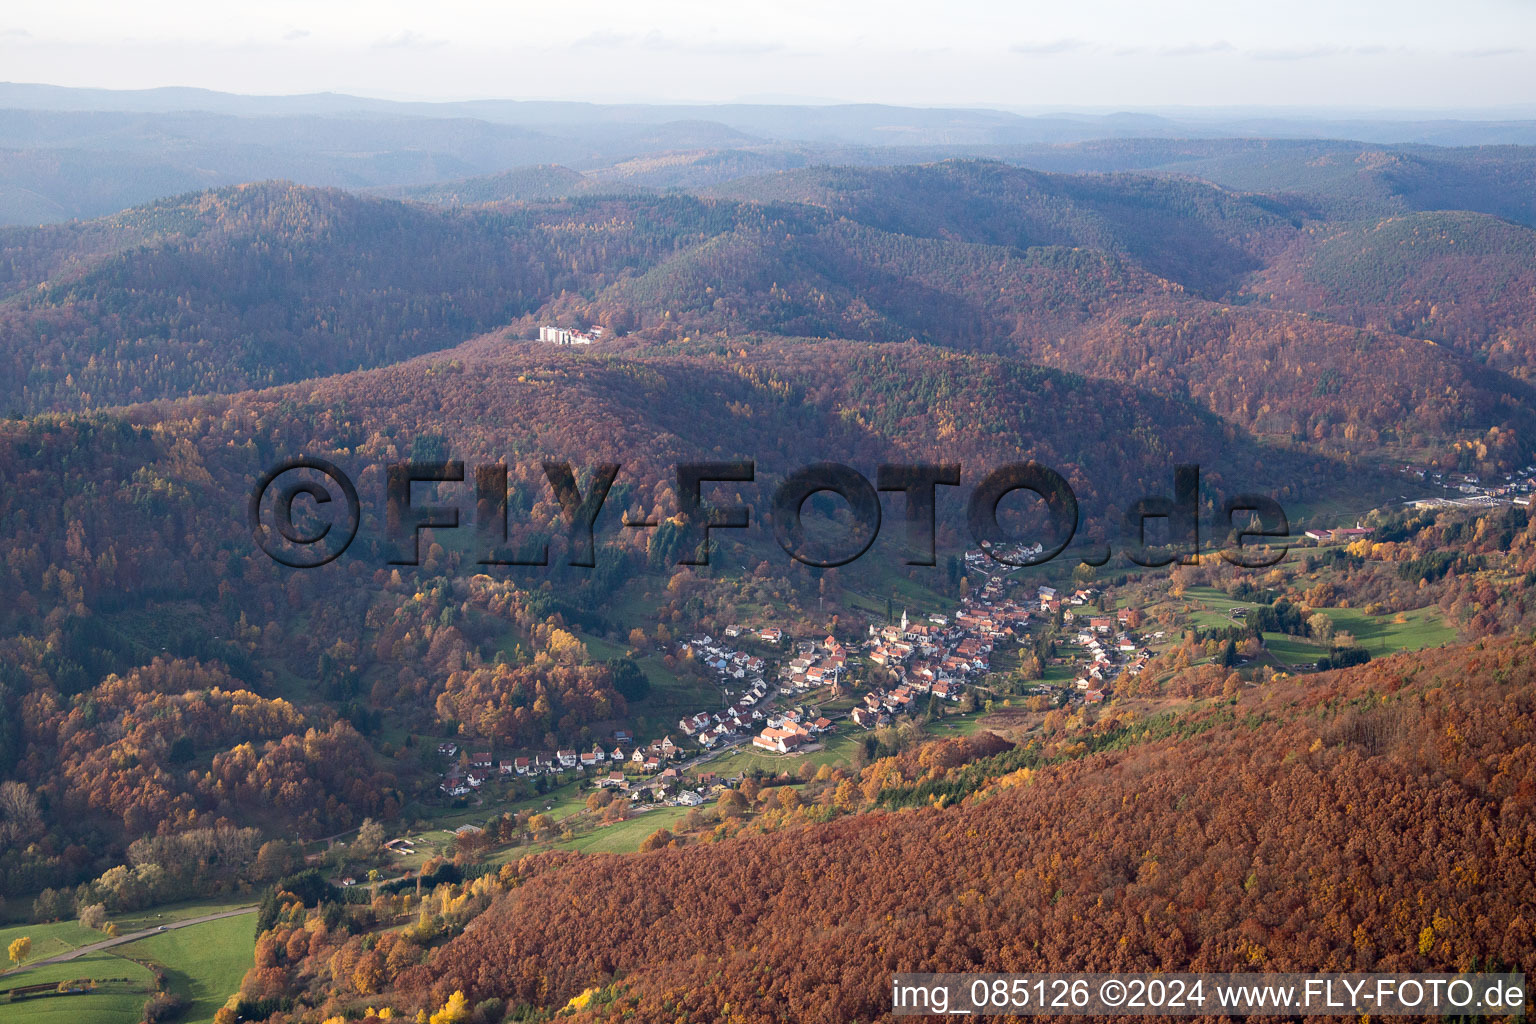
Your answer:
538,324 -> 604,346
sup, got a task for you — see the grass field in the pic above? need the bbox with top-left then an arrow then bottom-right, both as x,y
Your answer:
1183,585 -> 1456,668
1262,632 -> 1321,668
117,914 -> 254,1024
1317,605 -> 1457,655
930,712 -> 987,737
1261,604 -> 1454,669
414,774 -> 589,834
557,806 -> 693,854
1040,663 -> 1078,685
0,951 -> 154,1024
0,896 -> 254,968
1181,586 -> 1259,629
704,729 -> 865,777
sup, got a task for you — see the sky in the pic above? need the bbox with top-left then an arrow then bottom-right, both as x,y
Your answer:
2,0 -> 1536,110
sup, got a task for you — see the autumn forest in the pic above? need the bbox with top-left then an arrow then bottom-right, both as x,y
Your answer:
0,81 -> 1534,1024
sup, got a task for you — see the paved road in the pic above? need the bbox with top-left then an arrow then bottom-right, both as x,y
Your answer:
1,905 -> 257,979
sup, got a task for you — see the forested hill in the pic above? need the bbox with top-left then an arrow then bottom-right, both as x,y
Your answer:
1247,210 -> 1536,378
391,635 -> 1536,1023
705,160 -> 1302,297
0,331 -> 1345,876
5,166 -> 1536,469
0,334 -> 1334,634
0,183 -> 561,410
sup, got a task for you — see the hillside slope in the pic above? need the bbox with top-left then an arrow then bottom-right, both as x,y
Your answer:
4,170 -> 1535,468
400,637 -> 1536,1023
1246,211 -> 1536,377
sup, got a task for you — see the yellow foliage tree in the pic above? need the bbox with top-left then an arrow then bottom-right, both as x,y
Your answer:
429,990 -> 470,1024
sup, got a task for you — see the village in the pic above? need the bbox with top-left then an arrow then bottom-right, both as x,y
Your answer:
1399,461 -> 1536,511
430,548 -> 1172,810
424,462 -> 1498,813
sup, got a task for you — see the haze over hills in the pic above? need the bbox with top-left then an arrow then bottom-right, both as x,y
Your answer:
7,82 -> 1536,225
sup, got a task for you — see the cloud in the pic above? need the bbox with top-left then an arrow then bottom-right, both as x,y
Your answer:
1111,40 -> 1235,57
0,27 -> 31,39
1458,46 -> 1525,58
1157,41 -> 1235,56
571,30 -> 633,49
372,30 -> 447,51
283,28 -> 310,42
572,30 -> 785,57
1248,44 -> 1398,61
1009,38 -> 1086,56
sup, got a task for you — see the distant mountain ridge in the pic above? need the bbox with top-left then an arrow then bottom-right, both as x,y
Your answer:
7,82 -> 1536,225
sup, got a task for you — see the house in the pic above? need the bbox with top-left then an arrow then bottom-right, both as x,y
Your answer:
610,746 -> 625,761
753,727 -> 806,753
499,759 -> 516,775
437,742 -> 458,757
471,751 -> 493,769
537,324 -> 600,346
677,790 -> 704,806
759,627 -> 783,643
579,751 -> 601,768
557,749 -> 578,768
513,757 -> 531,775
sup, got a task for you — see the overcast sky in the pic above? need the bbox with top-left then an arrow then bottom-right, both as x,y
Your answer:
3,0 -> 1535,110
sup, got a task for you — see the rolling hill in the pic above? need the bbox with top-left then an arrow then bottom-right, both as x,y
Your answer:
4,169 -> 1536,468
1245,210 -> 1536,377
390,636 -> 1536,1023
